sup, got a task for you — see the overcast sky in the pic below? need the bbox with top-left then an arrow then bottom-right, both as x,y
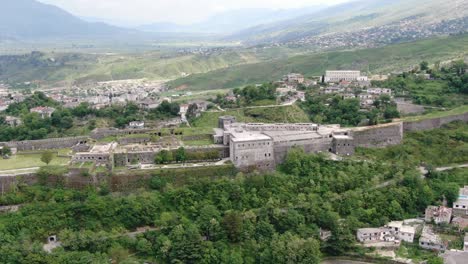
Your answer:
38,0 -> 350,25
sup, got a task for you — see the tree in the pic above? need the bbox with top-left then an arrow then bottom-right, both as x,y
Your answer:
222,211 -> 244,243
420,61 -> 429,71
41,151 -> 54,165
175,147 -> 187,163
0,145 -> 11,156
155,150 -> 172,164
267,233 -> 321,264
186,104 -> 199,120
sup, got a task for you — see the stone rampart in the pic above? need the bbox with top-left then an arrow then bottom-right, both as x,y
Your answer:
351,122 -> 403,148
90,128 -> 154,140
1,137 -> 89,151
403,112 -> 468,132
0,173 -> 38,194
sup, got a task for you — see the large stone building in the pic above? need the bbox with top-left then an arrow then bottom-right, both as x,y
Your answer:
324,71 -> 368,83
213,116 -> 403,170
72,143 -> 118,168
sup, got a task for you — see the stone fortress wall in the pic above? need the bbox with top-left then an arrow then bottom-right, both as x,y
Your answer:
403,112 -> 468,132
1,137 -> 89,151
0,111 -> 466,178
351,122 -> 404,148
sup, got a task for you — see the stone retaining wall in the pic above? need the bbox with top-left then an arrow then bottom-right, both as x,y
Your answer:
1,137 -> 88,151
403,112 -> 468,132
352,122 -> 404,148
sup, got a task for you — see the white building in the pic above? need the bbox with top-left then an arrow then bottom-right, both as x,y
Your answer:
357,228 -> 396,244
367,88 -> 392,96
128,121 -> 145,129
324,71 -> 368,83
386,221 -> 416,243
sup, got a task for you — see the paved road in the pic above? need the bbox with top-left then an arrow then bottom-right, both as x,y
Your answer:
374,163 -> 468,190
435,163 -> 468,172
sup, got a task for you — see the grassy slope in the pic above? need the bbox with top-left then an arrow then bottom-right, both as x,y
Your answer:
168,34 -> 468,91
192,104 -> 310,128
0,153 -> 69,171
0,50 -> 262,85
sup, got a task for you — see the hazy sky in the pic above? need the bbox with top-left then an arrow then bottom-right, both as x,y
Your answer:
38,0 -> 350,25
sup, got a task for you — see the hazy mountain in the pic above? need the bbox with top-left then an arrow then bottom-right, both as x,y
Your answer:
228,0 -> 468,44
137,6 -> 327,34
0,0 -> 132,40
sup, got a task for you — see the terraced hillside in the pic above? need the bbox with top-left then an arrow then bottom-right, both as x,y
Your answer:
169,34 -> 468,91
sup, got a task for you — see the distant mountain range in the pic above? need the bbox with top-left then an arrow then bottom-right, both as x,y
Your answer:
137,6 -> 326,34
1,0 -> 466,47
0,0 -> 132,40
226,0 -> 468,44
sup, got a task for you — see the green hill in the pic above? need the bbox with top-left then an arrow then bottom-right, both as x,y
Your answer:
168,34 -> 468,91
0,50 -> 264,86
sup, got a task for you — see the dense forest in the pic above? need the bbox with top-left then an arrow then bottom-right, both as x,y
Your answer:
0,122 -> 467,263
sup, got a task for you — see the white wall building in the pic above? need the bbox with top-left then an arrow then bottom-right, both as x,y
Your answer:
324,71 -> 368,83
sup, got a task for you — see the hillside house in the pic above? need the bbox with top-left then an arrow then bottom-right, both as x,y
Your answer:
425,206 -> 453,224
4,116 -> 22,127
30,107 -> 55,119
419,225 -> 447,251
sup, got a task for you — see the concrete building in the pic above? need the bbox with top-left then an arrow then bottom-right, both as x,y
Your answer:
357,228 -> 393,243
285,73 -> 305,84
386,221 -> 416,243
30,106 -> 55,119
324,71 -> 368,83
453,186 -> 468,217
425,206 -> 453,224
419,225 -> 447,251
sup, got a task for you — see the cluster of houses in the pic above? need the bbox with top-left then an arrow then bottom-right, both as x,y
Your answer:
274,73 -> 316,103
43,79 -> 169,110
0,85 -> 26,112
319,70 -> 394,108
3,106 -> 56,127
357,186 -> 468,256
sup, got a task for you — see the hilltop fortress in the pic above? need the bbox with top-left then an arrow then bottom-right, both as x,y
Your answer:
213,116 -> 402,170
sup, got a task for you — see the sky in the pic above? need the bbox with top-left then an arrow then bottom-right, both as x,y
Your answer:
38,0 -> 350,26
